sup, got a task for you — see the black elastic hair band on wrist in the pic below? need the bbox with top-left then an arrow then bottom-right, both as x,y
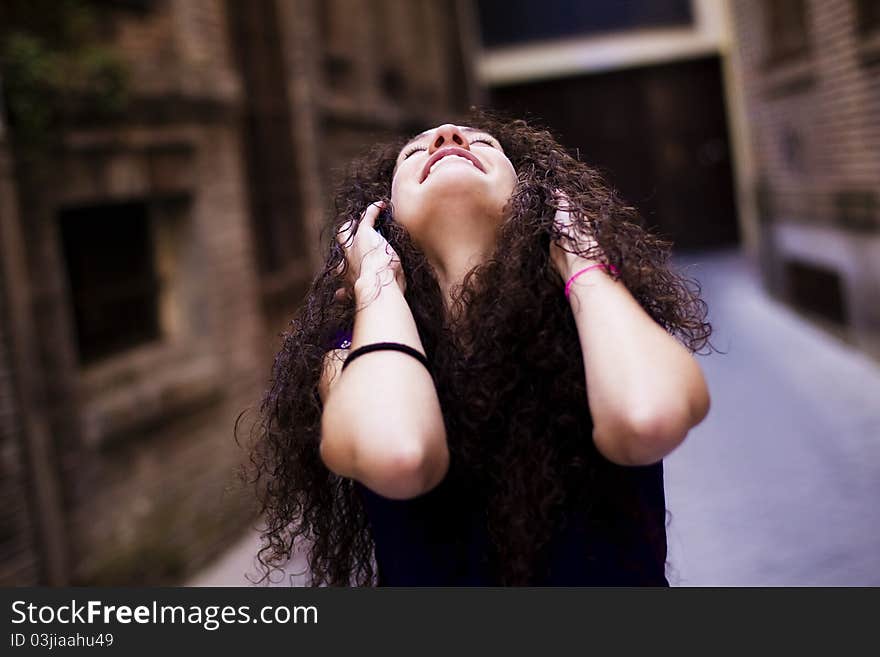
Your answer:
341,341 -> 432,376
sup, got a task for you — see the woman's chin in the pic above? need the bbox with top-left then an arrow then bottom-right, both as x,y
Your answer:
419,173 -> 494,204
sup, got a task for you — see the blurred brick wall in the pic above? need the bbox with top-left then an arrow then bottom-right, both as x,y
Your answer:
0,0 -> 479,584
56,122 -> 265,585
1,0 -> 264,585
259,0 -> 480,341
60,1 -> 263,585
0,139 -> 41,585
731,0 -> 879,221
730,0 -> 880,358
0,311 -> 37,586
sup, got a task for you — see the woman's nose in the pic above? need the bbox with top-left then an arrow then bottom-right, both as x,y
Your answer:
428,124 -> 469,153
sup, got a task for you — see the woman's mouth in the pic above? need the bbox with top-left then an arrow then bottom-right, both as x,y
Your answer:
420,147 -> 486,183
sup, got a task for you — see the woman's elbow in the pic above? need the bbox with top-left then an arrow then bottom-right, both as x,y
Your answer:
631,408 -> 692,463
320,420 -> 449,500
594,402 -> 695,466
365,436 -> 449,500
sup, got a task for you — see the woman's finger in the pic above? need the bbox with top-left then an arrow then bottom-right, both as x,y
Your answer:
360,200 -> 385,232
337,218 -> 355,248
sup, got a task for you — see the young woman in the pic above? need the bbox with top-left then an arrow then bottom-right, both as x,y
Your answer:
245,110 -> 713,586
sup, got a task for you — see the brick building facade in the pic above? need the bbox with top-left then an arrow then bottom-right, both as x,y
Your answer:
1,105 -> 45,584
0,0 -> 476,585
729,0 -> 880,359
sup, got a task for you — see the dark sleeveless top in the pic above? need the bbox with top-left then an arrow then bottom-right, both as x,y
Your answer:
327,328 -> 669,586
354,459 -> 668,586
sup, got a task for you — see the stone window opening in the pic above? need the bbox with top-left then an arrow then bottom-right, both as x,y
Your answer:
316,0 -> 357,94
854,0 -> 880,65
855,0 -> 880,36
58,193 -> 223,447
762,0 -> 811,66
59,200 -> 161,365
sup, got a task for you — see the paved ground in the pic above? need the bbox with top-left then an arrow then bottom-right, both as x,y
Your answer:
188,246 -> 880,587
664,247 -> 880,586
187,526 -> 306,587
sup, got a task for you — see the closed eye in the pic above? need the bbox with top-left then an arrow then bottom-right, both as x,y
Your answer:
402,144 -> 427,160
470,137 -> 496,147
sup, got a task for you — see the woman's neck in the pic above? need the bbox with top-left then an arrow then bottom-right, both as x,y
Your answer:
433,250 -> 483,317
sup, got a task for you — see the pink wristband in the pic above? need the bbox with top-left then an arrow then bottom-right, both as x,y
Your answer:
564,263 -> 619,299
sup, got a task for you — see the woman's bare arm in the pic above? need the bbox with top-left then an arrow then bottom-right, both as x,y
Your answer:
566,258 -> 711,466
319,272 -> 449,500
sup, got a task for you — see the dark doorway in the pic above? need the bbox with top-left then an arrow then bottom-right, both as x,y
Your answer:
490,56 -> 740,250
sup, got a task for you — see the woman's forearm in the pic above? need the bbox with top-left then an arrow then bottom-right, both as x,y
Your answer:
320,270 -> 449,499
565,258 -> 710,466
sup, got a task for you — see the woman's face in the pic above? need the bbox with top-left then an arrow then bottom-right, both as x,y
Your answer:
390,123 -> 518,237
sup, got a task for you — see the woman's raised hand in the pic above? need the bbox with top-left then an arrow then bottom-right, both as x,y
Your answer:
548,189 -> 602,279
333,201 -> 406,303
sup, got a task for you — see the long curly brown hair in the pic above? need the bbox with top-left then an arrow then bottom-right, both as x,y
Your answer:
240,108 -> 715,586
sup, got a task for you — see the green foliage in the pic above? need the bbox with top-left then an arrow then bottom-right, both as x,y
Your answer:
1,33 -> 57,147
0,0 -> 130,151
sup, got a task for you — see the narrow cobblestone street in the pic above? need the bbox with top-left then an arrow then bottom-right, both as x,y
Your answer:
189,247 -> 880,587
